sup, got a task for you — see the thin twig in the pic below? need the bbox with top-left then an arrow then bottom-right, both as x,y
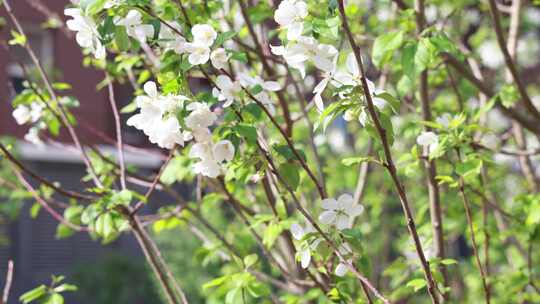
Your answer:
1,260 -> 14,304
105,73 -> 127,190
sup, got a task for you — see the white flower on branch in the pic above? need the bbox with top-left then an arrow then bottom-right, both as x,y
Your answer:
291,222 -> 321,268
185,24 -> 217,65
417,131 -> 439,152
190,140 -> 235,178
185,102 -> 217,131
210,48 -> 230,70
274,0 -> 308,41
126,81 -> 189,149
115,10 -> 155,42
212,75 -> 241,108
64,8 -> 105,59
319,194 -> 364,230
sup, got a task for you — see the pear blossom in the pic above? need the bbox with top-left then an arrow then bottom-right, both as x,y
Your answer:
274,0 -> 309,40
64,8 -> 105,59
210,48 -> 230,70
319,194 -> 364,230
270,36 -> 318,78
126,81 -> 189,149
190,140 -> 235,178
291,222 -> 321,268
238,73 -> 282,92
436,113 -> 452,128
191,24 -> 217,46
212,75 -> 241,107
184,24 -> 217,65
417,131 -> 439,152
115,10 -> 155,42
185,102 -> 217,131
12,105 -> 31,125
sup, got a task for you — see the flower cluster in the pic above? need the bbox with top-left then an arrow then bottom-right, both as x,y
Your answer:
126,81 -> 190,149
64,7 -> 105,59
185,103 -> 235,178
12,103 -> 46,146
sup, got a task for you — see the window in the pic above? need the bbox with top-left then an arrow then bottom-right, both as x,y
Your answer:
7,24 -> 53,95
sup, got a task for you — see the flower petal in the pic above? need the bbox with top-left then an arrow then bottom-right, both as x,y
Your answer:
319,210 -> 337,225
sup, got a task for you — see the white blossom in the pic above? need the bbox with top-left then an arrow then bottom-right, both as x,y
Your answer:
436,113 -> 452,128
417,131 -> 439,152
291,222 -> 320,268
126,81 -> 189,149
319,194 -> 364,230
115,10 -> 155,42
185,102 -> 217,131
184,24 -> 217,65
274,0 -> 308,40
12,105 -> 31,125
64,8 -> 105,59
190,140 -> 235,178
212,75 -> 241,108
210,48 -> 230,70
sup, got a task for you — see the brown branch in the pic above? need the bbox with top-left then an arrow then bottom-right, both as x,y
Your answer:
336,1 -> 440,302
105,73 -> 127,190
457,163 -> 490,304
414,0 -> 448,295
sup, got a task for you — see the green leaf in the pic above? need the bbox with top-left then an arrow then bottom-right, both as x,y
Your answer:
56,224 -> 75,239
372,31 -> 404,68
249,84 -> 263,95
402,43 -> 417,78
414,37 -> 437,73
234,124 -> 258,145
43,293 -> 64,304
374,92 -> 400,113
441,259 -> 458,265
455,159 -> 482,178
30,203 -> 41,218
278,163 -> 300,191
341,156 -> 375,166
20,285 -> 47,303
53,284 -> 77,293
214,31 -> 236,47
203,276 -> 229,290
243,254 -> 258,268
9,30 -> 26,46
115,26 -> 131,52
406,278 -> 427,292
229,51 -> 248,63
101,213 -> 115,238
